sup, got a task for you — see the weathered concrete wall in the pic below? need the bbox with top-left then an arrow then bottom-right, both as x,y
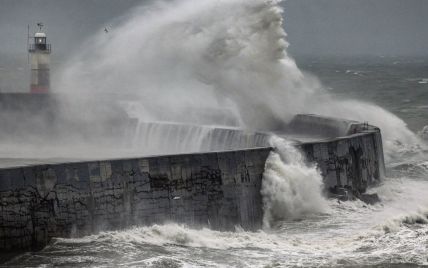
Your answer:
285,114 -> 385,194
0,148 -> 271,251
0,114 -> 386,252
300,128 -> 385,194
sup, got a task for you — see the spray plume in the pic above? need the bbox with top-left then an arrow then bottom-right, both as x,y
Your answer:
57,0 -> 314,129
55,0 -> 422,161
261,136 -> 329,227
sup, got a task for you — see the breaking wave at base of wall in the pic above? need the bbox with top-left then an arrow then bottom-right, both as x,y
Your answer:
261,136 -> 328,228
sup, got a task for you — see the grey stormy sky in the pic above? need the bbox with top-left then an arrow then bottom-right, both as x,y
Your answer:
0,0 -> 427,60
284,0 -> 428,57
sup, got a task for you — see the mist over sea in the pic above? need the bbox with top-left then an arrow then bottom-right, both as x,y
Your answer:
1,0 -> 428,267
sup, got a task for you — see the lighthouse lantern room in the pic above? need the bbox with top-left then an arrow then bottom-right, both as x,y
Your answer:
28,24 -> 51,94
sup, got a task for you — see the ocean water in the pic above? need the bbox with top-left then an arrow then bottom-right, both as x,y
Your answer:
300,56 -> 428,133
3,0 -> 428,266
4,59 -> 428,268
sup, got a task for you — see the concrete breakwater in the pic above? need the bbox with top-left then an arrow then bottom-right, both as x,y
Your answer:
0,148 -> 271,251
287,114 -> 385,197
0,115 -> 385,252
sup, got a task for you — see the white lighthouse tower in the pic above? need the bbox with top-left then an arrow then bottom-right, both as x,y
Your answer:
28,23 -> 51,94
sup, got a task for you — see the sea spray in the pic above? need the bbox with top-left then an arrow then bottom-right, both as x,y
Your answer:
56,0 -> 421,161
56,0 -> 313,129
261,136 -> 328,228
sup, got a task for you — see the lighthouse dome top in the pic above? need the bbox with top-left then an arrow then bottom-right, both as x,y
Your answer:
35,32 -> 47,38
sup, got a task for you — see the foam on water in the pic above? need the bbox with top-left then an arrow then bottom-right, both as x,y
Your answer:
418,125 -> 428,140
12,178 -> 427,267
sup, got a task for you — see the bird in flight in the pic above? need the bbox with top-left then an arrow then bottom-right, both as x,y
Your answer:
104,27 -> 109,33
37,22 -> 44,31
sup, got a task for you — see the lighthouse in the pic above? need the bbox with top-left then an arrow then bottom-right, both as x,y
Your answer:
28,25 -> 51,94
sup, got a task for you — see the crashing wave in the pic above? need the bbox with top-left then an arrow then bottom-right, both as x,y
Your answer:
261,136 -> 329,227
57,0 -> 420,162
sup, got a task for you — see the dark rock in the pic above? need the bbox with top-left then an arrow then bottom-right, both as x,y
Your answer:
329,186 -> 355,201
359,193 -> 381,205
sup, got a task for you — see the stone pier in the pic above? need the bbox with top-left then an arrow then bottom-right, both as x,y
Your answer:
0,114 -> 385,252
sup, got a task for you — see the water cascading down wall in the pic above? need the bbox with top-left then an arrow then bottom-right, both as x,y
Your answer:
0,115 -> 385,251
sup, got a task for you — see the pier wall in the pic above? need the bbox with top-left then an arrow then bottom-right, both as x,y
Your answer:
301,131 -> 384,194
0,148 -> 271,251
291,114 -> 385,194
0,115 -> 385,252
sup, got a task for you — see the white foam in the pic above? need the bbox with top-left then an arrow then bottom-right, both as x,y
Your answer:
261,136 -> 329,227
